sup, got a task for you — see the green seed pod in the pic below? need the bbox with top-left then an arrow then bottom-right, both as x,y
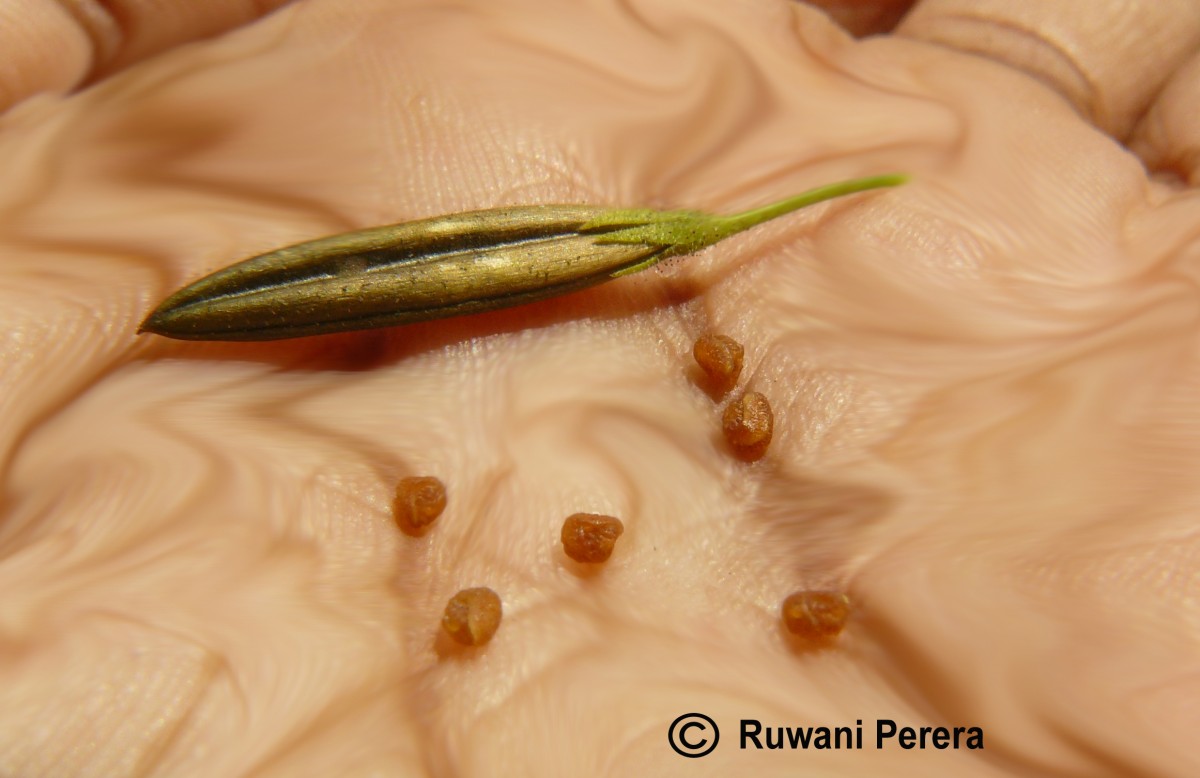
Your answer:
139,174 -> 906,341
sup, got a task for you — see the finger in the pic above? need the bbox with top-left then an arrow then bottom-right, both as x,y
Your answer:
0,0 -> 293,114
800,0 -> 917,37
1130,51 -> 1200,184
896,0 -> 1200,139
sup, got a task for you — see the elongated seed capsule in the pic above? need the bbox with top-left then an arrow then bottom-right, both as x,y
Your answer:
442,587 -> 502,647
139,174 -> 906,341
393,476 -> 446,536
561,512 -> 624,564
781,591 -> 851,642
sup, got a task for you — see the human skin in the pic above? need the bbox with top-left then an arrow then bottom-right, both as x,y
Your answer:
3,0 -> 1200,775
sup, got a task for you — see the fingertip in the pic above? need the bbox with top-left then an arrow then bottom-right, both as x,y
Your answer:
0,0 -> 295,114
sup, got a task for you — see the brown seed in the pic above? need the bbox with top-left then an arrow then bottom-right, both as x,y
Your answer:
441,587 -> 503,647
393,476 -> 446,535
722,391 -> 774,458
693,334 -> 744,395
781,591 -> 851,642
561,513 -> 625,564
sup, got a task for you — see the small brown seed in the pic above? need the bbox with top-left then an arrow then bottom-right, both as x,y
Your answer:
722,391 -> 774,458
561,513 -> 625,564
781,591 -> 850,642
693,334 -> 744,394
442,587 -> 502,647
393,476 -> 446,535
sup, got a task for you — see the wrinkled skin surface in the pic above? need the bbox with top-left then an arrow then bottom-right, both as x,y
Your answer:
3,1 -> 1200,776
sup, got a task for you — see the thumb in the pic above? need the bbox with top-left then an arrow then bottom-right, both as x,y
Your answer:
1,0 -> 293,113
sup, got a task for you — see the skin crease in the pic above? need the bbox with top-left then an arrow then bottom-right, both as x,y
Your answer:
2,0 -> 1200,776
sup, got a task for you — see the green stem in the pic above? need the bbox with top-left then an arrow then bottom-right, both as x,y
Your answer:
721,173 -> 908,233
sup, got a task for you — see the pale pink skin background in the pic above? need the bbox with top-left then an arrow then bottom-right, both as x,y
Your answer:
3,1 -> 1200,776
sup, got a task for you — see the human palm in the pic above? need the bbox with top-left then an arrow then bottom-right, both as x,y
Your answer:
3,1 -> 1199,776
